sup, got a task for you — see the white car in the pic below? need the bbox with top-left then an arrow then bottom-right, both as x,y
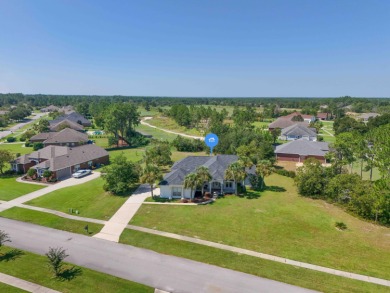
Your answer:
72,169 -> 92,178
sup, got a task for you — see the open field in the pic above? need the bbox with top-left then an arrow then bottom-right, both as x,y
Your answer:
0,207 -> 103,235
0,246 -> 153,293
120,229 -> 388,293
26,178 -> 136,220
146,116 -> 203,136
0,143 -> 33,155
130,174 -> 390,280
135,124 -> 178,141
0,177 -> 45,201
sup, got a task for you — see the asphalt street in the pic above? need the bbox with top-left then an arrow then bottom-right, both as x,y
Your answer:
1,218 -> 317,293
0,112 -> 47,140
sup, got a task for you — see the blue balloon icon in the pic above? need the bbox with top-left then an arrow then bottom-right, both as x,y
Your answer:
205,133 -> 219,154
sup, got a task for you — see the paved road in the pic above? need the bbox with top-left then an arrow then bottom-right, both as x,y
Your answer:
1,218 -> 316,293
0,112 -> 47,140
141,117 -> 204,140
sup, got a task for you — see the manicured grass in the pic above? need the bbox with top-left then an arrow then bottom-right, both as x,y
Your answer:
0,246 -> 153,293
0,143 -> 33,155
135,123 -> 181,141
350,161 -> 381,181
26,178 -> 136,220
0,207 -> 103,235
120,229 -> 388,293
171,150 -> 208,162
108,148 -> 145,162
130,174 -> 390,279
252,121 -> 271,128
0,177 -> 45,201
147,116 -> 203,136
0,283 -> 26,293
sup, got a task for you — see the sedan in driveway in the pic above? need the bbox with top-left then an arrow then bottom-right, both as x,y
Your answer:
72,169 -> 92,178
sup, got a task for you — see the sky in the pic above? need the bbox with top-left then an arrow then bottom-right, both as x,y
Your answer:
0,0 -> 389,97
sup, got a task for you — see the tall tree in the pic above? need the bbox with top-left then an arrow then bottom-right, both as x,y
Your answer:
371,124 -> 390,179
224,161 -> 246,195
184,173 -> 201,200
256,160 -> 274,190
195,166 -> 212,196
144,141 -> 172,167
104,103 -> 140,146
0,149 -> 13,174
140,164 -> 162,199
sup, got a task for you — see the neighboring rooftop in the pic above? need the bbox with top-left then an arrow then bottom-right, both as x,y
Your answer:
275,139 -> 329,157
269,118 -> 309,129
357,113 -> 380,120
49,118 -> 85,132
281,124 -> 317,137
43,128 -> 88,144
50,112 -> 91,127
281,111 -> 315,120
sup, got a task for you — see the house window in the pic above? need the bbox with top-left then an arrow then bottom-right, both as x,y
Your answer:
172,187 -> 182,197
225,182 -> 233,188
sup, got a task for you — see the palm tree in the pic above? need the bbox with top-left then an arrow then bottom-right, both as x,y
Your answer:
195,166 -> 212,196
256,160 -> 274,190
224,161 -> 246,195
184,173 -> 201,200
140,164 -> 162,199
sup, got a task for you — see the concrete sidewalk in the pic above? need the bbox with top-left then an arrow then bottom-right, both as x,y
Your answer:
0,172 -> 101,213
93,184 -> 157,242
0,272 -> 60,293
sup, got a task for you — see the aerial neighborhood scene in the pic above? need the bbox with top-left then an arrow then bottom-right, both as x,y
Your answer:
0,1 -> 389,293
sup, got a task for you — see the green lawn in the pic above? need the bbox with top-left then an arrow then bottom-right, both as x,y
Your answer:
252,121 -> 271,129
0,246 -> 153,293
26,178 -> 136,220
0,143 -> 33,155
120,229 -> 388,293
146,116 -> 203,136
135,123 -> 183,141
108,147 -> 145,162
0,177 -> 45,201
130,174 -> 390,280
0,207 -> 103,235
0,283 -> 26,293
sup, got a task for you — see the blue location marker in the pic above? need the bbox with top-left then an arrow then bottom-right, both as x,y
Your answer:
205,133 -> 219,155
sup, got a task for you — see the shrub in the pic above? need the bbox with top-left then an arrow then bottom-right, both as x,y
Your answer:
6,137 -> 16,142
27,168 -> 37,178
25,141 -> 32,147
274,168 -> 296,178
335,222 -> 347,230
33,142 -> 44,151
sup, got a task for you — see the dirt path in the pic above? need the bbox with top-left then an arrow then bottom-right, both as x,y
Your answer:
140,117 -> 204,140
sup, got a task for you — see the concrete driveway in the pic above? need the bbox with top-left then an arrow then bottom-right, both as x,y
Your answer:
2,218 -> 317,293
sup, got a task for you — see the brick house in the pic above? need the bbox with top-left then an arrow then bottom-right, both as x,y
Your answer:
29,128 -> 88,147
11,144 -> 109,179
275,139 -> 329,163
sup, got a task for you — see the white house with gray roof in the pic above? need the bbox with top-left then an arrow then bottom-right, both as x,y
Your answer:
280,124 -> 317,141
160,155 -> 254,199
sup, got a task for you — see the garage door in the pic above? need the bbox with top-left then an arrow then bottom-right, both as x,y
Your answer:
56,167 -> 72,180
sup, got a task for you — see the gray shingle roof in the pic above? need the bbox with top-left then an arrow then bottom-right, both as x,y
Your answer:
30,132 -> 56,142
281,124 -> 317,137
275,139 -> 329,156
50,112 -> 91,127
161,155 -> 239,185
269,118 -> 309,129
49,119 -> 85,132
43,128 -> 88,144
33,144 -> 108,171
29,145 -> 69,160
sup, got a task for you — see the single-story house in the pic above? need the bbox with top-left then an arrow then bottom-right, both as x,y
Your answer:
316,112 -> 331,121
49,119 -> 85,132
268,118 -> 309,131
281,112 -> 316,123
41,105 -> 60,112
357,113 -> 380,122
11,144 -> 108,179
280,124 -> 317,141
160,155 -> 254,199
275,139 -> 329,163
29,128 -> 88,147
50,112 -> 91,127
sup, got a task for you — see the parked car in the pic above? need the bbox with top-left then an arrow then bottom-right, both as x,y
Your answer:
72,169 -> 92,178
